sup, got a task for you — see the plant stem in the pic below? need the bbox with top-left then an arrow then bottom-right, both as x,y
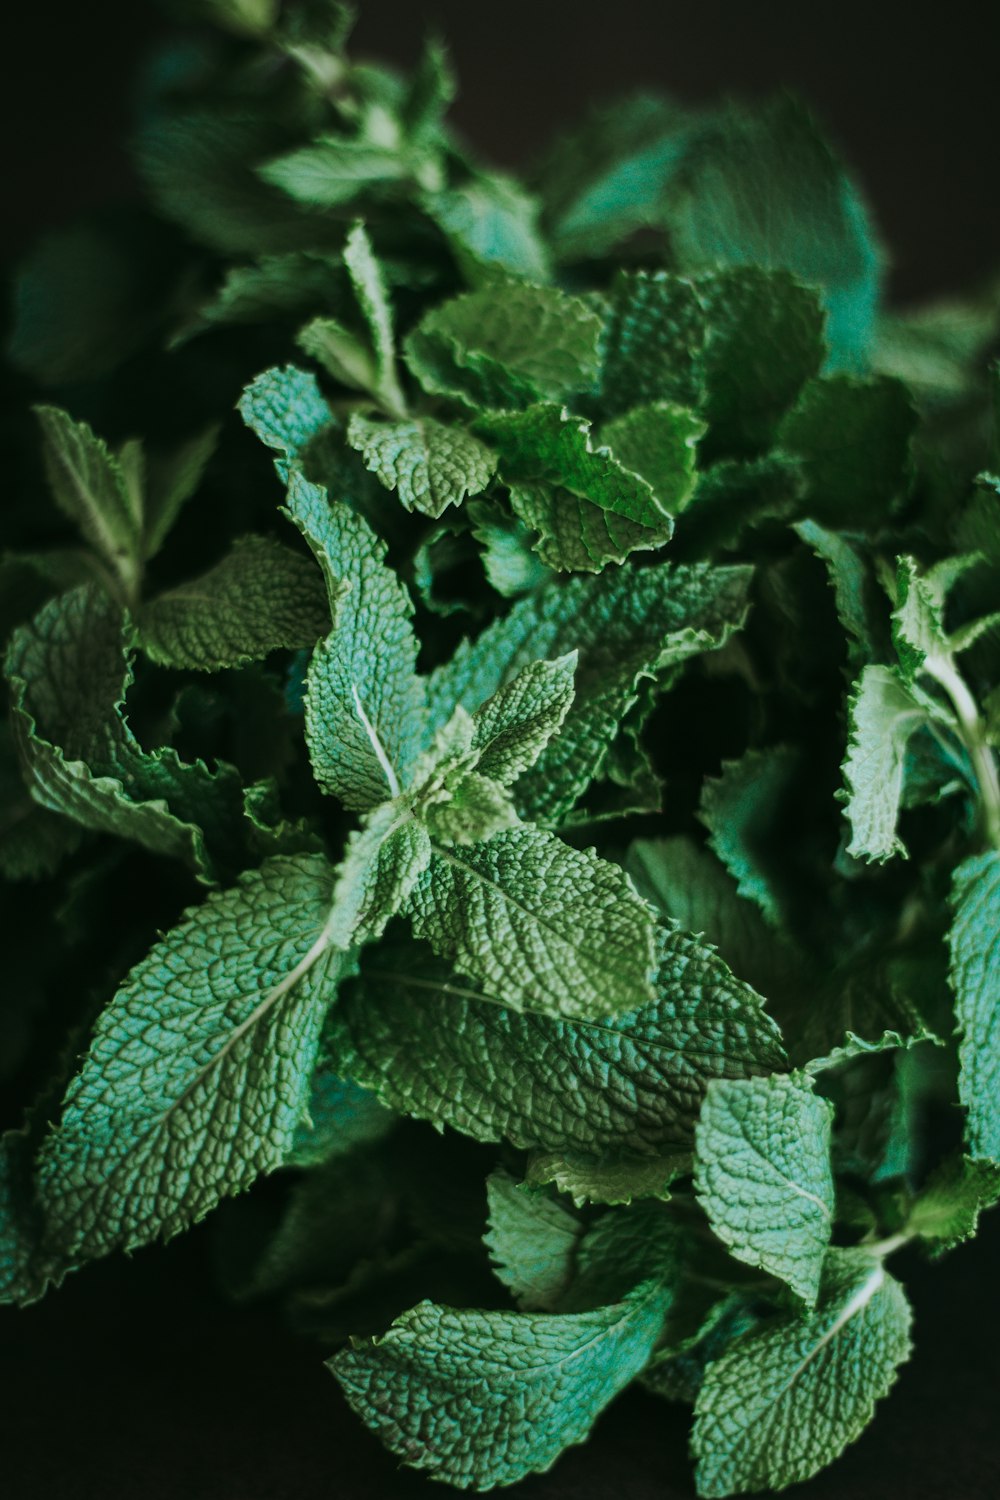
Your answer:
926,654 -> 1000,851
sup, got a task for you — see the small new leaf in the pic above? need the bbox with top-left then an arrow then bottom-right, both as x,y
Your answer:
346,413 -> 495,518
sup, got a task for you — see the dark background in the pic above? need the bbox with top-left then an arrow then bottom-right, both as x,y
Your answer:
2,3 -> 999,1497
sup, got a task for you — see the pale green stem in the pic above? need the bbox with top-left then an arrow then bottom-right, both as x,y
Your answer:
925,654 -> 1000,851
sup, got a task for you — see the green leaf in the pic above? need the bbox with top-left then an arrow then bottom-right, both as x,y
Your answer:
777,375 -> 916,528
5,585 -> 245,881
597,270 -> 704,416
600,401 -> 705,513
907,1155 -> 1000,1252
341,221 -> 407,417
484,1172 -> 582,1310
526,1151 -> 690,1208
404,283 -> 602,410
284,474 -> 425,809
423,771 -> 519,848
665,95 -> 882,371
699,747 -> 801,926
259,136 -> 418,207
795,520 -> 887,667
141,425 -> 219,561
536,93 -> 691,260
176,249 -> 347,344
288,1067 -> 395,1170
297,316 -> 379,396
841,665 -> 936,863
695,1075 -> 833,1305
425,174 -> 551,285
478,402 -> 672,573
948,850 -> 1000,1162
692,1249 -> 912,1496
326,923 -> 784,1152
137,535 -> 329,671
427,561 -> 752,824
403,827 -> 656,1019
35,854 -> 350,1266
331,1281 -> 671,1488
346,413 -> 495,518
34,405 -> 143,606
695,267 -> 825,455
239,364 -> 333,472
471,654 -> 577,786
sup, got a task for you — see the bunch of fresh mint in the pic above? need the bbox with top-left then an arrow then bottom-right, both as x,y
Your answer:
2,2 -> 999,1493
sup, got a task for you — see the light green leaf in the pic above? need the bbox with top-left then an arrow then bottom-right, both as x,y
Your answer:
794,520 -> 886,667
841,665 -> 937,863
471,654 -> 577,786
326,924 -> 784,1151
137,534 -> 329,671
331,1281 -> 671,1489
666,95 -> 882,371
484,1172 -> 582,1310
695,267 -> 825,454
34,405 -> 142,605
404,827 -> 656,1019
425,174 -> 551,285
526,1151 -> 690,1208
907,1155 -> 1000,1251
777,374 -> 916,528
284,474 -> 425,810
5,585 -> 245,881
692,1249 -> 912,1496
175,250 -> 347,344
35,854 -> 349,1265
948,850 -> 1000,1162
141,425 -> 219,561
427,561 -> 752,824
259,136 -> 417,206
423,771 -> 519,848
597,269 -> 704,416
404,283 -> 602,410
341,221 -> 407,416
695,1075 -> 833,1305
600,401 -> 705,514
238,364 -> 333,471
297,316 -> 378,395
346,413 -> 495,518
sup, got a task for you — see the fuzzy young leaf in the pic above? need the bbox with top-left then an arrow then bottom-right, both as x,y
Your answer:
695,1075 -> 834,1305
35,854 -> 348,1267
284,474 -> 425,809
907,1155 -> 1000,1252
692,1250 -> 912,1496
841,665 -> 936,863
239,364 -> 332,471
326,925 -> 785,1153
346,413 -> 495,518
471,653 -> 577,786
331,1282 -> 671,1489
341,221 -> 407,417
137,535 -> 329,671
948,851 -> 1000,1162
404,283 -> 602,409
404,827 -> 656,1019
484,1172 -> 583,1310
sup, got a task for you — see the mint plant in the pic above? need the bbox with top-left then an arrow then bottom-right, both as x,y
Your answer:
2,3 -> 999,1494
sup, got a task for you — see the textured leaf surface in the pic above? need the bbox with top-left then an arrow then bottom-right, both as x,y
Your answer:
284,474 -> 425,808
331,1282 -> 670,1489
346,413 -> 495,518
34,405 -> 142,602
598,270 -> 704,415
426,175 -> 550,284
948,851 -> 1000,1161
5,585 -> 244,879
405,827 -> 656,1019
693,1250 -> 912,1495
288,1067 -> 395,1169
695,1075 -> 833,1304
36,855 -> 345,1263
405,284 -> 602,409
842,666 -> 930,862
699,746 -> 800,926
778,374 -> 916,527
427,561 -> 751,823
471,654 -> 577,787
526,1151 -> 690,1208
908,1155 -> 1000,1251
601,401 -> 704,513
326,925 -> 785,1152
138,535 -> 329,670
484,1172 -> 582,1310
239,364 -> 332,469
